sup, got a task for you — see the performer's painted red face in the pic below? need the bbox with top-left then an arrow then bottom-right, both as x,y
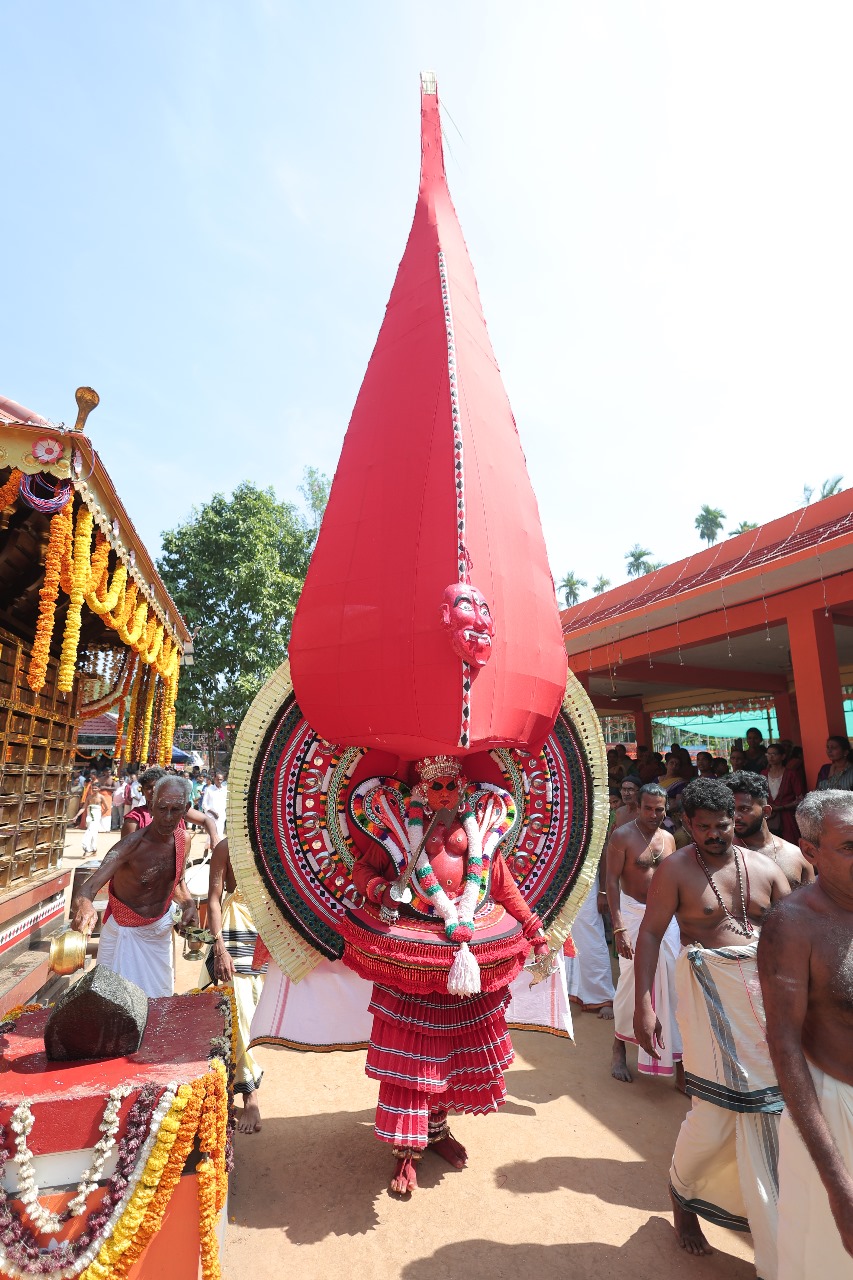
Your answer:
440,584 -> 495,667
426,775 -> 460,813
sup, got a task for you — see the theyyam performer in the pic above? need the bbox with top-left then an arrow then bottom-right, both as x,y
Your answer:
226,72 -> 608,1195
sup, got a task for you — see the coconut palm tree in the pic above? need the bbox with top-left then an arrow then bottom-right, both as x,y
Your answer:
557,571 -> 587,608
803,484 -> 814,505
592,575 -> 611,595
819,475 -> 844,499
625,545 -> 653,578
729,520 -> 758,536
695,505 -> 726,545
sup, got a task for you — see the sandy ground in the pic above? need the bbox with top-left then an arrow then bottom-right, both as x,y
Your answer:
62,827 -> 755,1280
220,1004 -> 757,1280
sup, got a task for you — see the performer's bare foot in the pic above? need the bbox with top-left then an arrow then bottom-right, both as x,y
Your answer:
675,1062 -> 687,1095
237,1091 -> 262,1133
597,1005 -> 614,1021
429,1131 -> 467,1169
670,1187 -> 713,1256
390,1152 -> 419,1195
611,1038 -> 633,1083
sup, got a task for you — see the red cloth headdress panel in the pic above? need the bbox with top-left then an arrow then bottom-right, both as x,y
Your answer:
290,75 -> 567,759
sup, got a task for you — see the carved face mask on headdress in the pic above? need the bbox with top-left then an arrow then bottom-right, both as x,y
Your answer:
440,584 -> 495,668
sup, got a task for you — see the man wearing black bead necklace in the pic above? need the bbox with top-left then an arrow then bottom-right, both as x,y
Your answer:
633,777 -> 790,1280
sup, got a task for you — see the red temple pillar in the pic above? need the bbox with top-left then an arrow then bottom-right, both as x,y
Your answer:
635,709 -> 654,751
773,689 -> 797,743
787,607 -> 845,785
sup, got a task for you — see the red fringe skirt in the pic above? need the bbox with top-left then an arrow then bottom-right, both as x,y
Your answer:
366,983 -> 514,1147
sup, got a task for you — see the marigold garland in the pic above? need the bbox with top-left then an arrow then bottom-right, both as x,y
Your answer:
139,671 -> 158,764
122,662 -> 145,765
113,653 -> 138,763
0,468 -> 22,511
57,506 -> 94,693
85,536 -> 127,618
26,496 -> 73,692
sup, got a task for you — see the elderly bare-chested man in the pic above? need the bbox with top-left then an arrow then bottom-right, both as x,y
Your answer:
72,775 -> 199,998
634,778 -> 789,1280
606,784 -> 682,1085
724,770 -> 814,890
759,790 -> 853,1276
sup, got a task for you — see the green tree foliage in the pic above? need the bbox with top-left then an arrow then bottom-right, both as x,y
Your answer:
592,575 -> 611,594
625,544 -> 653,578
157,473 -> 329,756
557,571 -> 587,607
729,520 -> 759,536
695,505 -> 726,545
819,474 -> 844,499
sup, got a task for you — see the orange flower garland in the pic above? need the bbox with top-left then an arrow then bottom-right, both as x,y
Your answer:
0,468 -> 22,510
26,496 -> 73,692
57,505 -> 94,692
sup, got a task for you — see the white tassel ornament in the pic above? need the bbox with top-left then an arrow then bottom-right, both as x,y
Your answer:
447,941 -> 481,997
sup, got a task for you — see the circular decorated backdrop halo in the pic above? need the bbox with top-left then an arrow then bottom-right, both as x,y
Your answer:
226,661 -> 609,983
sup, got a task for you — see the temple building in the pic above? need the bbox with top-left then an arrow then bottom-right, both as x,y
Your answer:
562,487 -> 853,784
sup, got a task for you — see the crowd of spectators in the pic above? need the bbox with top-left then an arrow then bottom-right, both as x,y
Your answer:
67,761 -> 228,855
606,727 -> 853,845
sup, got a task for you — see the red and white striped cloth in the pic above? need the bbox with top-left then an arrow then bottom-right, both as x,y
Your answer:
366,983 -> 514,1147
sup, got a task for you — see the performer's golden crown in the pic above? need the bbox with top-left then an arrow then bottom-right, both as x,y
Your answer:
416,755 -> 462,782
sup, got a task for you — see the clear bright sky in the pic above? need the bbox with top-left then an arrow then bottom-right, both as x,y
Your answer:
3,3 -> 851,601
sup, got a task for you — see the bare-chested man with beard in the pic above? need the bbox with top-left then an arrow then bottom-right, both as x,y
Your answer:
634,778 -> 789,1280
606,784 -> 682,1085
759,790 -> 853,1276
724,770 -> 814,889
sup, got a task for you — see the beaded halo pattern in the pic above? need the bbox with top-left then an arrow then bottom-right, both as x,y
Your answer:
228,661 -> 608,983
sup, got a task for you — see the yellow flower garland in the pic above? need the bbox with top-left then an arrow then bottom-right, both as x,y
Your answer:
139,671 -> 158,763
86,535 -> 128,617
76,1061 -> 228,1280
57,505 -> 94,692
0,468 -> 22,510
113,653 -> 138,762
26,497 -> 73,693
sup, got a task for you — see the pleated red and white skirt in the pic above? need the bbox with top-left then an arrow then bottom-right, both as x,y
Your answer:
366,982 -> 514,1147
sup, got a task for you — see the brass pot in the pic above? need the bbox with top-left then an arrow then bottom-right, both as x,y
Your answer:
49,929 -> 87,976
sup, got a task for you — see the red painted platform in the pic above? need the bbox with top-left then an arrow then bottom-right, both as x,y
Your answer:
0,991 -> 224,1152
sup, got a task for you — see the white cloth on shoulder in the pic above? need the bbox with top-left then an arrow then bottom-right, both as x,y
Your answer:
613,892 -> 682,1076
97,912 -> 175,999
777,1061 -> 853,1279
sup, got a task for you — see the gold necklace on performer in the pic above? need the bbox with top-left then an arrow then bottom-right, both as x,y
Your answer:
634,818 -> 665,865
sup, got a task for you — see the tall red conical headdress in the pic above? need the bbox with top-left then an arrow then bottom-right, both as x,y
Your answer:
290,73 -> 567,759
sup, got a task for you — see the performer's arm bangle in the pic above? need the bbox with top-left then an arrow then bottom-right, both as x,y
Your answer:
613,926 -> 628,934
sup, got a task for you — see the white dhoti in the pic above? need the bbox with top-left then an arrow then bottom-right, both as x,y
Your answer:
613,892 -> 682,1076
670,943 -> 781,1280
97,912 -> 175,999
81,804 -> 102,855
564,887 -> 615,1010
777,1062 -> 853,1279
